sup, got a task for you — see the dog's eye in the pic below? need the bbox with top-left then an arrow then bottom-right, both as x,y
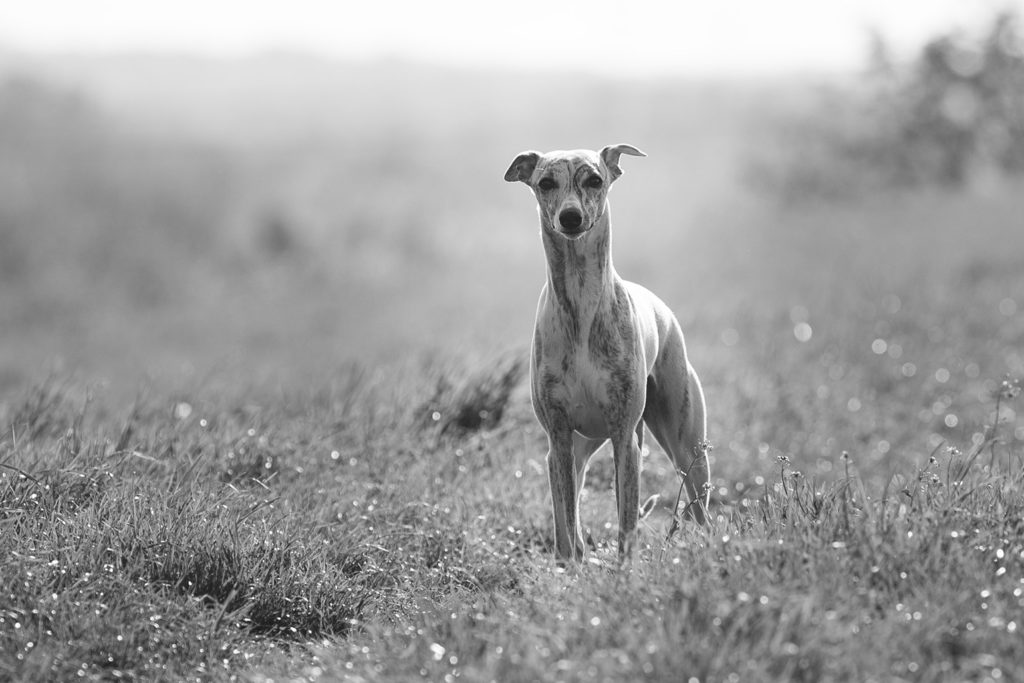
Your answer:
584,175 -> 603,189
537,177 -> 557,191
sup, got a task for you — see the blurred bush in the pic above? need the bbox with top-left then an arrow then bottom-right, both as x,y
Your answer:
748,10 -> 1024,202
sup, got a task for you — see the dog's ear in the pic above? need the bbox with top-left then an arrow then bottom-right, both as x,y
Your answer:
600,144 -> 646,182
504,151 -> 541,183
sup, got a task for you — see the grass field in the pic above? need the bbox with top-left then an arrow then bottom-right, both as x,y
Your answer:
2,53 -> 1024,682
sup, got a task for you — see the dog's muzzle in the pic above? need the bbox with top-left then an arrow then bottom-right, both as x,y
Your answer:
558,208 -> 585,236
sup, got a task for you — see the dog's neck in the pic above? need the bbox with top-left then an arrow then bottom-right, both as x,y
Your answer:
540,205 -> 619,329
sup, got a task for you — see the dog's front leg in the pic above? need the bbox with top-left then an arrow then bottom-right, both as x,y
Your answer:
611,430 -> 641,559
546,427 -> 583,563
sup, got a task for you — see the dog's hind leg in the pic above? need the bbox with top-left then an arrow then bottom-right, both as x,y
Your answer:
572,433 -> 606,553
643,324 -> 710,525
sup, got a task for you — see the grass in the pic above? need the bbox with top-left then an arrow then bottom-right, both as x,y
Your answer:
2,352 -> 1022,682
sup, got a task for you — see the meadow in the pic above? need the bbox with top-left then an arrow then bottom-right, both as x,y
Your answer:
2,47 -> 1024,682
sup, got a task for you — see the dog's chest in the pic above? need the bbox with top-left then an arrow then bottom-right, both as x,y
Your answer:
534,311 -> 645,439
559,353 -> 621,438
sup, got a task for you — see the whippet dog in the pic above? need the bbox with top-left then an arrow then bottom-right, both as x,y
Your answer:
504,144 -> 709,563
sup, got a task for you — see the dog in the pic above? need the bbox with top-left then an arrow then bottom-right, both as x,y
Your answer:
504,144 -> 709,563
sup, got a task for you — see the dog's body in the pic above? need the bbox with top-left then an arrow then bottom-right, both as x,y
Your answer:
505,145 -> 709,563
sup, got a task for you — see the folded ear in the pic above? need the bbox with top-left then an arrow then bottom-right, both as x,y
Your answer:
504,151 -> 541,183
600,144 -> 646,182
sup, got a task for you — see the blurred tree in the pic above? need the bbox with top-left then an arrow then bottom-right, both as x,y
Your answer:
749,10 -> 1024,201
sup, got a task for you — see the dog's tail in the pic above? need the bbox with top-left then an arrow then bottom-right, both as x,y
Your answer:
639,494 -> 660,521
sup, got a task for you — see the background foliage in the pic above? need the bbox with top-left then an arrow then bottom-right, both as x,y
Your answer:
749,11 -> 1024,200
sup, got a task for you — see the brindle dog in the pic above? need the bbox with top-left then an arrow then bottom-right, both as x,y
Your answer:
504,145 -> 709,563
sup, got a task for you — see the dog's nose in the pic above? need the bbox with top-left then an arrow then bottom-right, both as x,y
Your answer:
559,209 -> 583,231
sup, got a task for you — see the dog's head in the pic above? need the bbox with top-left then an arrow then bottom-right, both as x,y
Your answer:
504,144 -> 645,240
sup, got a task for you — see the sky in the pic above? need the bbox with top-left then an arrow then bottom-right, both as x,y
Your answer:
0,0 -> 1020,77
